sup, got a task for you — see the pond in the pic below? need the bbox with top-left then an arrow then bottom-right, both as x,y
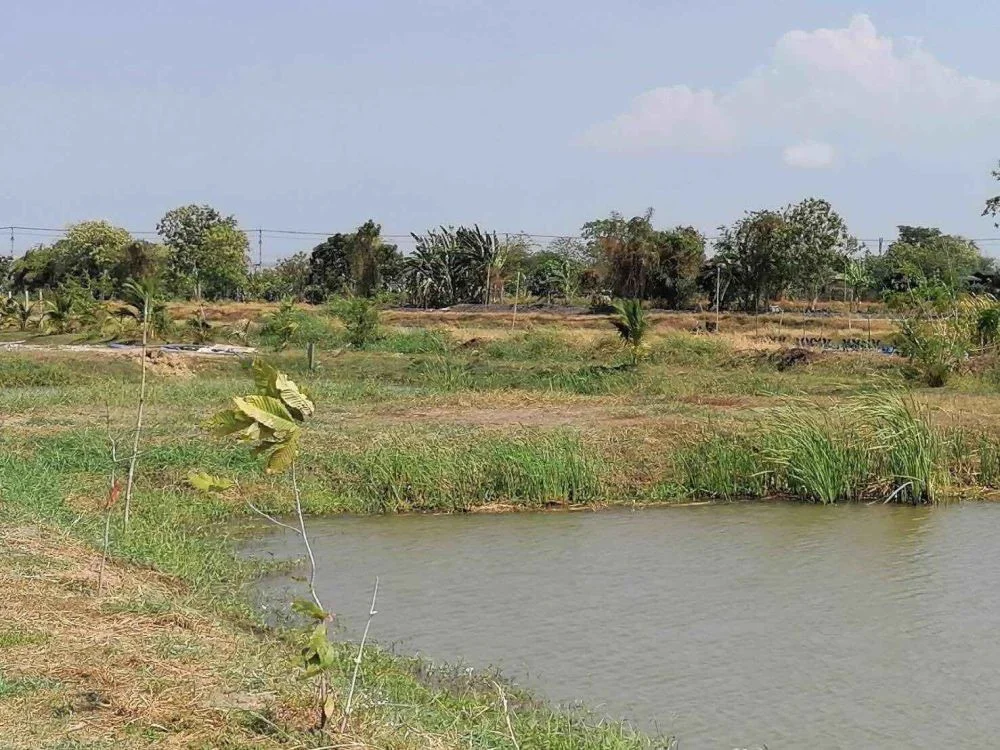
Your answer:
245,503 -> 1000,748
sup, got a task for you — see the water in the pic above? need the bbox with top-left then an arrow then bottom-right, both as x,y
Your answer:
246,504 -> 1000,748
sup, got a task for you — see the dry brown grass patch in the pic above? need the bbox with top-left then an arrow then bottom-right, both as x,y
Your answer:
0,525 -> 335,749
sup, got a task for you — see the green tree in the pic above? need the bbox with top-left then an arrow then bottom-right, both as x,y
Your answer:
783,198 -> 859,305
114,240 -> 169,288
651,226 -> 705,307
403,228 -> 462,308
0,255 -> 11,291
197,224 -> 250,299
581,211 -> 704,306
331,296 -> 381,349
582,210 -> 660,299
157,204 -> 242,297
64,221 -> 132,276
870,227 -> 983,292
9,221 -> 137,295
403,225 -> 523,307
308,220 -> 401,299
248,252 -> 311,301
524,251 -> 583,302
714,210 -> 791,312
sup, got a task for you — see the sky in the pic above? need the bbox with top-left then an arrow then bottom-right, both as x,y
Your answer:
1,0 -> 998,261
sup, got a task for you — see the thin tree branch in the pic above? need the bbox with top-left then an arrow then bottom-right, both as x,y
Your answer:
291,460 -> 323,612
342,576 -> 379,731
246,500 -> 303,536
98,403 -> 119,596
123,293 -> 150,531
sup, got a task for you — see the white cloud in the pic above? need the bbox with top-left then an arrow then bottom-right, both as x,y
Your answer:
581,14 -> 1000,160
783,140 -> 834,168
578,85 -> 734,153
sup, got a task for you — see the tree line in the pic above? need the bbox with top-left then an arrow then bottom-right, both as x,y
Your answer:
2,193 -> 998,312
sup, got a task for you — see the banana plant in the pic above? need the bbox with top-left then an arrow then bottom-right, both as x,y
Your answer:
204,360 -> 338,728
610,298 -> 650,366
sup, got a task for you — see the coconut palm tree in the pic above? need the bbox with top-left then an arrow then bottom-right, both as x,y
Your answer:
44,293 -> 77,334
610,298 -> 649,366
113,279 -> 173,341
1,298 -> 38,332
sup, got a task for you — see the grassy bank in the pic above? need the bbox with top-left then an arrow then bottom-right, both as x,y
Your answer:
5,306 -> 1000,746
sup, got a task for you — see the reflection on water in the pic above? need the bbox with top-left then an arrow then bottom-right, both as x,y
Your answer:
246,504 -> 1000,749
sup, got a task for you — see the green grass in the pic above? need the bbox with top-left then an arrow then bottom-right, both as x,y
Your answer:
0,628 -> 50,649
0,673 -> 57,698
673,393 -> 957,504
674,434 -> 772,500
6,320 -> 1000,747
315,429 -> 605,512
765,408 -> 867,504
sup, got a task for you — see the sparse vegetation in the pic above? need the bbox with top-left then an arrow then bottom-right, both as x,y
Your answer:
8,301 -> 1000,747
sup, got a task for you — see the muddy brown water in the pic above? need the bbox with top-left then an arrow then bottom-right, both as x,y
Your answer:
245,504 -> 1000,748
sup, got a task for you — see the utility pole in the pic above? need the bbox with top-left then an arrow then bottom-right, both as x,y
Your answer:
714,264 -> 721,333
257,228 -> 263,271
878,237 -> 884,256
8,227 -> 13,257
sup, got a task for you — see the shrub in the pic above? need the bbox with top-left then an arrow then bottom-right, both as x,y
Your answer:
330,297 -> 381,349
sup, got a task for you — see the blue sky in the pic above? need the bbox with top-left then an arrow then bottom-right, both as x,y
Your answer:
1,1 -> 998,260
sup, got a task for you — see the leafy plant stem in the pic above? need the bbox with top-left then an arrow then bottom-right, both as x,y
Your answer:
342,576 -> 379,732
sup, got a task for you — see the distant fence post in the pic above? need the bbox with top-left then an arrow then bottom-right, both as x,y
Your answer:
714,265 -> 721,333
307,342 -> 317,372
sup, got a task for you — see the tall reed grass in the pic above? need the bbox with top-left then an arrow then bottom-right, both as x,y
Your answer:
676,393 -> 951,504
317,430 -> 604,512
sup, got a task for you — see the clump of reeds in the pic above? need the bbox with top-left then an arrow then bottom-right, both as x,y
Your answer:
323,430 -> 604,512
852,392 -> 946,503
764,407 -> 866,504
674,434 -> 771,500
677,392 -> 949,504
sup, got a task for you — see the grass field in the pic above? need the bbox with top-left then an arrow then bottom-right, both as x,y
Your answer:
4,302 -> 1000,747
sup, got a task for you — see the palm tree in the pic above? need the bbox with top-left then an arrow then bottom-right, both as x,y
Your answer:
2,298 -> 38,332
841,260 -> 873,331
44,293 -> 77,334
115,279 -> 172,341
610,298 -> 649,366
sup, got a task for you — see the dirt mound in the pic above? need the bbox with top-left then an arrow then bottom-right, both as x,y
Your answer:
770,347 -> 819,371
115,348 -> 194,378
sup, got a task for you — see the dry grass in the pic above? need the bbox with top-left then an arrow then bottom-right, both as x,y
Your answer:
0,526 -> 336,750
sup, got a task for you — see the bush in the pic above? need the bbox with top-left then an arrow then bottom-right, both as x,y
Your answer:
330,297 -> 381,349
894,313 -> 967,387
259,299 -> 334,350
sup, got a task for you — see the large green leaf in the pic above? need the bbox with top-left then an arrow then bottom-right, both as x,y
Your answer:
291,599 -> 329,621
252,358 -> 279,396
235,421 -> 262,444
265,436 -> 298,474
233,395 -> 298,435
206,408 -> 255,437
274,371 -> 314,419
186,471 -> 234,493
